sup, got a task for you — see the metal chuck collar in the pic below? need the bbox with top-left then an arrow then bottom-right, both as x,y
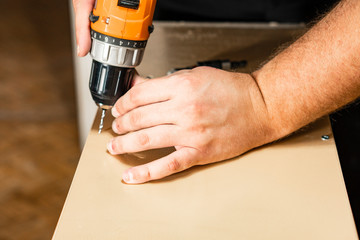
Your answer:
88,30 -> 146,108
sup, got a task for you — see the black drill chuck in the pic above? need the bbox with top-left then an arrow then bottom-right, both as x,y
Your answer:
89,60 -> 135,108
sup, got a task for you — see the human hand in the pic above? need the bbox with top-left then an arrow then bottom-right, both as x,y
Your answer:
72,0 -> 94,56
107,67 -> 277,184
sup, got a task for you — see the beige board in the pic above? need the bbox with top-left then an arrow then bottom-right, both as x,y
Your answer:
53,22 -> 358,239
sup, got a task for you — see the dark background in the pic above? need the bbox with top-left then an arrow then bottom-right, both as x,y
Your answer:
154,0 -> 338,22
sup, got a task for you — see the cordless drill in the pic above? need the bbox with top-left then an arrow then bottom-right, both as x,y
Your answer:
88,0 -> 157,133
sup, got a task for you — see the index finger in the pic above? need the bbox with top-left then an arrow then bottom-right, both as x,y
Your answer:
111,75 -> 174,118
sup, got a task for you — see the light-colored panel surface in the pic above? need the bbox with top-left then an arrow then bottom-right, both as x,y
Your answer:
55,22 -> 358,239
53,114 -> 357,239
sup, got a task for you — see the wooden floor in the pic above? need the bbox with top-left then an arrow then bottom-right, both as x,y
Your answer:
0,0 -> 79,239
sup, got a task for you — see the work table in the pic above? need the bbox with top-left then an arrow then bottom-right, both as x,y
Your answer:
53,22 -> 358,239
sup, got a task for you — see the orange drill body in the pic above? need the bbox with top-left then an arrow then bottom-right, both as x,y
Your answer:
88,0 -> 157,133
91,0 -> 156,41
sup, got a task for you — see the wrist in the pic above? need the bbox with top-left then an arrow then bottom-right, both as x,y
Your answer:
241,72 -> 281,147
249,70 -> 295,142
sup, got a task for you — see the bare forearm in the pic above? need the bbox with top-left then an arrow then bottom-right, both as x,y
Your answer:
254,0 -> 360,138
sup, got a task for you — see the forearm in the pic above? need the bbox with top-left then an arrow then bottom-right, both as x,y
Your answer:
253,0 -> 360,138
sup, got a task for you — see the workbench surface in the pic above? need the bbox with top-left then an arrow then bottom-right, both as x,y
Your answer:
53,22 -> 358,239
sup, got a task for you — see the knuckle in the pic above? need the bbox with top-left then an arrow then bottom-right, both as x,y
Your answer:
128,88 -> 141,106
195,134 -> 212,149
171,73 -> 200,97
167,158 -> 181,172
182,156 -> 196,169
180,75 -> 194,89
187,102 -> 203,118
197,136 -> 210,149
131,166 -> 151,182
172,73 -> 193,90
115,102 -> 124,115
112,138 -> 123,153
128,111 -> 142,128
142,166 -> 152,181
137,132 -> 150,147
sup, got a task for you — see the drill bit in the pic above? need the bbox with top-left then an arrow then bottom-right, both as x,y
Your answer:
98,109 -> 106,134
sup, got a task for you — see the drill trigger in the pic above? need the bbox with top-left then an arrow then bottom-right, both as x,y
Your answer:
89,11 -> 100,23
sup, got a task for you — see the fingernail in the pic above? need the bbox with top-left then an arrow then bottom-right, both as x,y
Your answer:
111,107 -> 120,118
77,45 -> 80,56
123,171 -> 134,183
112,120 -> 120,134
107,140 -> 115,154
